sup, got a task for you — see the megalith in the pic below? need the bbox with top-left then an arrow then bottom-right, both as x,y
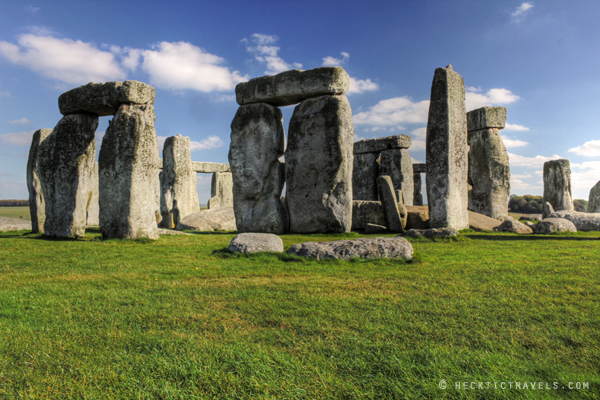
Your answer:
99,103 -> 161,239
379,148 -> 414,206
86,161 -> 100,226
38,113 -> 98,237
160,135 -> 200,227
377,175 -> 405,233
26,128 -> 52,233
543,159 -> 574,213
352,152 -> 380,201
229,103 -> 288,234
426,65 -> 469,230
589,181 -> 600,213
208,172 -> 233,209
412,163 -> 426,206
467,106 -> 510,220
286,94 -> 354,233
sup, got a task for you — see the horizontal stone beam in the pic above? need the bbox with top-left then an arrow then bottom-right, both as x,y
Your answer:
191,161 -> 230,173
412,163 -> 426,173
354,135 -> 412,154
467,106 -> 507,132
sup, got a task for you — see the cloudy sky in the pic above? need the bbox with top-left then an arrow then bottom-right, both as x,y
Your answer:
1,0 -> 599,204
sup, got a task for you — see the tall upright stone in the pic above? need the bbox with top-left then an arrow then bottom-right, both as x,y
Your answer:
208,172 -> 233,209
352,152 -> 380,201
589,181 -> 600,213
286,95 -> 354,233
467,106 -> 510,220
379,148 -> 414,205
86,161 -> 100,226
99,104 -> 161,239
413,172 -> 423,206
229,103 -> 288,233
38,114 -> 98,237
543,159 -> 574,213
26,128 -> 53,233
377,175 -> 405,233
160,135 -> 200,227
425,65 -> 469,230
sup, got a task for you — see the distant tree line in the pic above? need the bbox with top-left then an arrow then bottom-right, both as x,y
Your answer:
509,195 -> 588,213
0,199 -> 29,207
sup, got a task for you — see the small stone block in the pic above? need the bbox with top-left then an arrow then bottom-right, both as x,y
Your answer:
467,107 -> 507,132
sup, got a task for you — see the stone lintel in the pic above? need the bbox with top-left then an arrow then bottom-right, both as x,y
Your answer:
412,163 -> 426,173
191,161 -> 231,173
354,135 -> 412,154
467,106 -> 507,132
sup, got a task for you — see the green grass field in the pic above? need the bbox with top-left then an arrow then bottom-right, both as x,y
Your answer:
0,206 -> 31,221
0,229 -> 598,398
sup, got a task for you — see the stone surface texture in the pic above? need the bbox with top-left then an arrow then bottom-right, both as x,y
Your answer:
535,218 -> 577,234
286,95 -> 353,233
27,128 -> 52,233
229,103 -> 288,233
543,159 -> 574,213
351,201 -> 386,230
543,202 -> 555,219
236,67 -> 350,107
426,65 -> 469,230
353,135 -> 412,154
468,210 -> 504,231
352,152 -> 380,201
176,207 -> 236,231
287,237 -> 413,261
547,210 -> 600,231
208,172 -> 234,209
379,148 -> 414,205
0,217 -> 32,232
99,104 -> 161,239
402,228 -> 459,238
520,214 -> 543,221
466,106 -> 507,131
412,163 -> 427,173
413,172 -> 423,206
588,181 -> 600,213
191,161 -> 230,173
493,216 -> 533,234
364,223 -> 388,233
39,113 -> 98,237
377,175 -> 405,232
59,80 -> 155,116
406,205 -> 429,229
86,161 -> 100,226
228,233 -> 284,254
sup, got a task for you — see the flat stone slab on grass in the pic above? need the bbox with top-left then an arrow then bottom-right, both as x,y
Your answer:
0,217 -> 32,232
354,135 -> 412,154
364,223 -> 387,233
287,237 -> 413,261
547,210 -> 600,231
228,233 -> 284,254
493,217 -> 533,234
535,218 -> 577,234
402,228 -> 458,238
158,229 -> 192,236
468,210 -> 503,232
176,207 -> 237,232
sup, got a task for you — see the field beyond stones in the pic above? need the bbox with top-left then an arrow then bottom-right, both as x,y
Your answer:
0,229 -> 598,399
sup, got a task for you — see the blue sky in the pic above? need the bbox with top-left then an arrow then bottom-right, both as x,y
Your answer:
1,0 -> 599,204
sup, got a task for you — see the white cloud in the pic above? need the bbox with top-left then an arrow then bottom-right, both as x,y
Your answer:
244,34 -> 302,75
568,140 -> 600,157
353,97 -> 430,127
24,5 -> 40,13
466,88 -> 520,111
507,152 -> 562,168
8,118 -> 31,125
510,177 -> 540,191
354,133 -> 367,142
571,161 -> 600,199
410,127 -> 427,139
512,174 -> 533,179
465,86 -> 482,93
347,77 -> 379,94
190,136 -> 223,151
322,52 -> 349,67
196,174 -> 212,206
512,2 -> 534,20
411,157 -> 424,164
411,139 -> 426,151
504,123 -> 530,131
501,135 -> 529,148
0,130 -> 35,146
0,91 -> 10,97
0,33 -> 126,85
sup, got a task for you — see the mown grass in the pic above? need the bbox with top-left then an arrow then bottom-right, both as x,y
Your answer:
0,228 -> 599,399
0,206 -> 31,221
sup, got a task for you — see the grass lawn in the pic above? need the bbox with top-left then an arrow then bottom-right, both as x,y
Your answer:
0,206 -> 31,221
0,229 -> 598,398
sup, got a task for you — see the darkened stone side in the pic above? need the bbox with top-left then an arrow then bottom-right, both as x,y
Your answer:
543,159 -> 574,213
26,128 -> 52,233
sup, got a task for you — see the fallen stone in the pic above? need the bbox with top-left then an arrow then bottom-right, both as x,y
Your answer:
413,172 -> 423,206
379,149 -> 414,205
158,229 -> 192,236
286,95 -> 353,233
519,214 -> 542,221
236,67 -> 350,107
190,161 -> 231,173
402,228 -> 459,239
364,223 -> 388,233
229,102 -> 288,234
354,135 -> 412,154
351,200 -> 386,230
523,221 -> 536,228
59,80 -> 155,116
0,217 -> 32,232
547,210 -> 600,231
493,217 -> 533,234
406,205 -> 429,229
466,106 -> 507,131
176,206 -> 237,231
588,181 -> 600,213
287,237 -> 413,260
468,210 -> 504,231
352,152 -> 380,201
543,159 -> 574,213
543,202 -> 555,219
228,232 -> 284,254
426,65 -> 469,230
377,176 -> 405,233
208,172 -> 234,209
535,218 -> 577,234
26,128 -> 52,233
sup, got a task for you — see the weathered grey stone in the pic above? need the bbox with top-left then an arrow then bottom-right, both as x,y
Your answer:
406,205 -> 429,229
493,216 -> 533,234
547,210 -> 600,231
543,159 -> 574,213
469,210 -> 503,231
26,128 -> 52,233
176,206 -> 237,231
236,67 -> 350,107
519,214 -> 542,221
412,163 -> 427,173
287,237 -> 413,261
377,176 -> 405,233
536,218 -> 577,234
379,148 -> 414,205
426,65 -> 469,230
99,104 -> 161,240
467,127 -> 510,220
467,106 -> 507,131
229,103 -> 288,233
160,135 -> 200,227
364,223 -> 388,233
86,161 -> 99,226
158,228 -> 192,236
39,113 -> 98,237
287,95 -> 353,233
352,152 -> 380,201
413,172 -> 423,205
190,161 -> 230,173
588,181 -> 600,213
523,221 -> 536,228
59,80 -> 155,116
228,233 -> 284,254
208,172 -> 233,209
543,202 -> 555,219
402,228 -> 458,238
354,135 -> 412,154
351,200 -> 386,230
0,217 -> 32,232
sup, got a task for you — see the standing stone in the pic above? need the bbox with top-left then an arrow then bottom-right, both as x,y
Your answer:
467,106 -> 510,220
99,104 -> 161,239
426,65 -> 469,230
413,172 -> 423,206
160,135 -> 200,227
86,161 -> 100,226
379,148 -> 414,205
352,152 -> 380,201
26,128 -> 52,233
208,172 -> 234,209
354,135 -> 412,154
588,181 -> 600,213
377,175 -> 406,233
286,95 -> 354,233
229,103 -> 288,233
38,114 -> 98,237
543,159 -> 574,213
542,202 -> 555,219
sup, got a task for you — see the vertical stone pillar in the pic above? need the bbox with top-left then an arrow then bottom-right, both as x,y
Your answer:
208,172 -> 233,209
467,107 -> 510,220
229,103 -> 288,234
86,161 -> 100,226
26,128 -> 52,233
286,95 -> 354,233
38,114 -> 98,237
543,159 -> 574,213
160,135 -> 200,227
352,152 -> 380,201
379,148 -> 414,205
99,104 -> 161,239
413,172 -> 423,206
425,65 -> 469,230
589,181 -> 600,213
